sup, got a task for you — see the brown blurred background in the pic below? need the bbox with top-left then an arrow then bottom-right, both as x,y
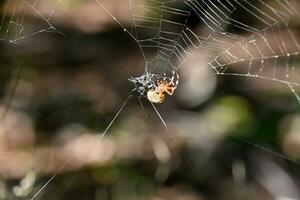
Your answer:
0,0 -> 300,199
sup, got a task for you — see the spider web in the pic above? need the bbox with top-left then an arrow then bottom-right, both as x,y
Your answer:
1,0 -> 300,199
96,0 -> 300,102
1,1 -> 300,98
0,0 -> 63,43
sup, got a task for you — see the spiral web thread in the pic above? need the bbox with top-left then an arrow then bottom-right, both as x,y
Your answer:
1,0 -> 300,99
94,0 -> 300,104
1,0 -> 300,199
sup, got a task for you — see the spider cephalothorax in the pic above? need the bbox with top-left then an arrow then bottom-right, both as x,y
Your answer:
129,70 -> 179,103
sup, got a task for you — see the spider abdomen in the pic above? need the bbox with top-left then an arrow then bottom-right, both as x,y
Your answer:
147,90 -> 165,104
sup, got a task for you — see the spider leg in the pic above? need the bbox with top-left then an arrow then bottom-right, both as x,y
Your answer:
164,85 -> 176,96
170,70 -> 175,82
169,69 -> 179,86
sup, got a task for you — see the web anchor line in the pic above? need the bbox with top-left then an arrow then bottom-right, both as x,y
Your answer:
1,0 -> 300,198
29,93 -> 132,200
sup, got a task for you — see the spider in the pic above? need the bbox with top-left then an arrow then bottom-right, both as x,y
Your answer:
129,70 -> 179,104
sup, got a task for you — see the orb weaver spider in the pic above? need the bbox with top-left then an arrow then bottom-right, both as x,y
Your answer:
129,69 -> 179,103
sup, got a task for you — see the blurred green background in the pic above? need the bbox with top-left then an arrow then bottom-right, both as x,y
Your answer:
0,0 -> 300,199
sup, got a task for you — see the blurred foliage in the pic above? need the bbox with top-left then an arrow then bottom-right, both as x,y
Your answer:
0,0 -> 300,200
